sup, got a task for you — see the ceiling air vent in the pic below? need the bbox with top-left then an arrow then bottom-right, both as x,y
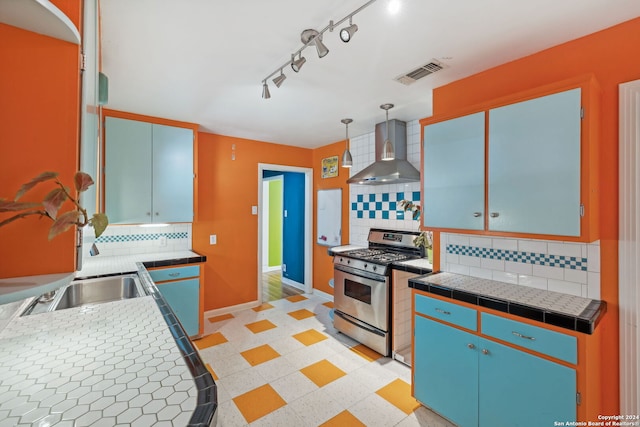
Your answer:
395,60 -> 447,85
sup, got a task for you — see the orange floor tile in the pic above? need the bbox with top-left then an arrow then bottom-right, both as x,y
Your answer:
322,301 -> 334,309
287,308 -> 315,320
240,344 -> 281,367
245,319 -> 277,333
286,294 -> 308,303
207,313 -> 234,323
205,363 -> 219,380
300,359 -> 346,387
252,302 -> 274,312
292,328 -> 328,346
376,378 -> 421,415
232,384 -> 286,423
194,332 -> 228,349
320,410 -> 367,427
349,344 -> 383,362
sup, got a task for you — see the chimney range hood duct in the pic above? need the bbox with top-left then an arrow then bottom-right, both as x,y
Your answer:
347,119 -> 420,185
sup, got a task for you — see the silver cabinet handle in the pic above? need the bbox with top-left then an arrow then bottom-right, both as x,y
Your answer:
146,212 -> 151,216
490,212 -> 499,218
435,308 -> 451,315
481,349 -> 490,355
467,343 -> 475,349
155,212 -> 159,216
512,331 -> 536,341
473,212 -> 482,217
168,273 -> 180,277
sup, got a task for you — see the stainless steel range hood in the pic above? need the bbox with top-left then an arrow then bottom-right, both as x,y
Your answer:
347,119 -> 420,185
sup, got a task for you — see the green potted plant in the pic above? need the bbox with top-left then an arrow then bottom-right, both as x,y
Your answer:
0,171 -> 108,240
399,200 -> 433,263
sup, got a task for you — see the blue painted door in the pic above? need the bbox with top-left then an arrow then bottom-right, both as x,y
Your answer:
414,315 -> 479,427
157,278 -> 200,336
488,88 -> 581,236
282,172 -> 305,285
478,338 -> 576,427
423,112 -> 485,230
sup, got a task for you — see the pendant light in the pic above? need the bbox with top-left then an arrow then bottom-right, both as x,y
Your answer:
381,103 -> 395,161
341,118 -> 353,168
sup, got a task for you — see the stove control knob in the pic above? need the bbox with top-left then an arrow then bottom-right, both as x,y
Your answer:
347,259 -> 350,264
373,266 -> 377,271
364,264 -> 368,269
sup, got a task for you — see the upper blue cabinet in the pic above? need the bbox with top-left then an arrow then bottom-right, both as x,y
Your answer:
421,77 -> 599,241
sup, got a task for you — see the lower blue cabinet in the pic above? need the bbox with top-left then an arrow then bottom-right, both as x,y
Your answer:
414,308 -> 576,427
150,266 -> 200,337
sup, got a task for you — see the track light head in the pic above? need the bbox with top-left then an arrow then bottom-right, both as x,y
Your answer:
314,36 -> 329,58
291,55 -> 306,72
302,29 -> 329,58
261,81 -> 271,99
340,23 -> 358,42
272,71 -> 286,88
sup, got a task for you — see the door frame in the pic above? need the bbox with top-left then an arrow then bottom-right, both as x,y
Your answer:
257,163 -> 313,301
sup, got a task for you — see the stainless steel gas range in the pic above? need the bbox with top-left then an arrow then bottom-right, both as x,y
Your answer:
332,229 -> 423,356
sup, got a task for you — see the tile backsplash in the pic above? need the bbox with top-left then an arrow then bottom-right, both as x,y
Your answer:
440,233 -> 601,299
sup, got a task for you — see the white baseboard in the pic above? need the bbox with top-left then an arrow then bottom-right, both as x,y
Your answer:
312,288 -> 333,301
282,277 -> 305,290
262,266 -> 281,273
204,300 -> 261,318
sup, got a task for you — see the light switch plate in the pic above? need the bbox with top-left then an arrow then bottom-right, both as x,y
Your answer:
251,206 -> 258,215
210,235 -> 217,245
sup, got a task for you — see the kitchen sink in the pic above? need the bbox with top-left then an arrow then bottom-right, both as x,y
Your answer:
22,274 -> 146,315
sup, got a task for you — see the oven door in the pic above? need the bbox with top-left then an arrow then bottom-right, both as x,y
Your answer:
334,264 -> 389,331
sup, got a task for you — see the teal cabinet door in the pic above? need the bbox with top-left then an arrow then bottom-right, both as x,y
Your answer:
414,315 -> 479,427
488,89 -> 581,236
152,124 -> 194,223
478,338 -> 576,427
157,278 -> 199,337
105,117 -> 153,224
423,112 -> 485,230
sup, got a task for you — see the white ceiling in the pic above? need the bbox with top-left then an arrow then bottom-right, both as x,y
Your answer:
100,0 -> 640,148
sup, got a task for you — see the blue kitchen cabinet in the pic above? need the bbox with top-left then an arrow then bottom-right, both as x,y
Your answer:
488,88 -> 581,236
149,265 -> 201,337
413,293 -> 577,427
105,116 -> 194,224
423,112 -> 485,230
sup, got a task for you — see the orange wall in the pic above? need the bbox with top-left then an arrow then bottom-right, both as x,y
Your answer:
193,132 -> 314,310
312,141 -> 351,295
430,16 -> 640,414
0,1 -> 82,278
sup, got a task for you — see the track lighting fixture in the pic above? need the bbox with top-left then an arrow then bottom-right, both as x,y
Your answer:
341,118 -> 353,168
261,81 -> 271,99
340,19 -> 358,42
272,70 -> 286,88
260,0 -> 379,99
381,103 -> 395,161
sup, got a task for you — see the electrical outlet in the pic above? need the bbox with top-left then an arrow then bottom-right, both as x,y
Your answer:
159,236 -> 167,247
282,264 -> 286,272
210,235 -> 217,245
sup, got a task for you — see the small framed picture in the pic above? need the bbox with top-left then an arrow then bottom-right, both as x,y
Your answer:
321,156 -> 339,178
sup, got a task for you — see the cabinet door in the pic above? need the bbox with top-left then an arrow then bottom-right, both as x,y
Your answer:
105,117 -> 153,223
414,315 -> 479,427
478,338 -> 576,427
423,112 -> 485,230
152,124 -> 194,223
157,278 -> 199,337
488,89 -> 581,235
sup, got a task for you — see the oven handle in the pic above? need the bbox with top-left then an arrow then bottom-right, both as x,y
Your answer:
334,310 -> 385,337
334,264 -> 387,282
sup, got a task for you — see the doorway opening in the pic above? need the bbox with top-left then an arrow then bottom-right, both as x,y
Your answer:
258,164 -> 313,303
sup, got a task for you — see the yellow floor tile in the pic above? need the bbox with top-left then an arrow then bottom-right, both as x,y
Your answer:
300,359 -> 346,387
349,344 -> 383,362
376,378 -> 421,415
320,410 -> 367,427
205,363 -> 219,380
245,319 -> 277,334
287,308 -> 315,320
292,329 -> 328,346
194,332 -> 228,349
233,384 -> 286,423
240,344 -> 280,367
323,301 -> 334,309
286,295 -> 308,303
207,313 -> 234,323
253,302 -> 274,312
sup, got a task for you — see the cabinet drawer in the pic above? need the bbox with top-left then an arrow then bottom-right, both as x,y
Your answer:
149,265 -> 200,283
481,313 -> 577,364
415,294 -> 477,331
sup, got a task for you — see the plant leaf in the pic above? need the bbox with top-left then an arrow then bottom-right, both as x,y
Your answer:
0,198 -> 41,213
15,171 -> 59,201
90,213 -> 109,238
48,210 -> 81,240
74,172 -> 94,193
42,188 -> 69,219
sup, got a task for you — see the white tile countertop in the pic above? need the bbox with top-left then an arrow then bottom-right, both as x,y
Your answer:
77,250 -> 203,278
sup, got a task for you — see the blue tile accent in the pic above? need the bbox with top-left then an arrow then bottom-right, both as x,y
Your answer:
363,202 -> 369,210
397,211 -> 405,220
396,192 -> 405,201
382,193 -> 389,202
389,201 -> 397,211
369,194 -> 376,202
357,194 -> 363,202
96,232 -> 188,244
446,244 -> 588,271
352,202 -> 357,210
376,202 -> 382,210
369,211 -> 376,219
382,211 -> 389,219
357,211 -> 363,218
351,191 -> 422,222
412,191 -> 420,201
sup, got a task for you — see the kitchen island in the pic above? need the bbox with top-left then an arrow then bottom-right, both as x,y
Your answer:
0,252 -> 216,426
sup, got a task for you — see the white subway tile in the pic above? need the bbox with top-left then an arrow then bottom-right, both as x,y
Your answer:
447,234 -> 470,246
492,271 -> 518,285
449,264 -> 470,276
480,258 -> 505,271
563,268 -> 588,285
518,240 -> 548,254
548,242 -> 583,258
445,253 -> 460,264
532,264 -> 564,280
587,243 -> 600,273
469,267 -> 493,280
492,238 -> 518,251
459,254 -> 481,268
518,275 -> 548,290
587,272 -> 601,299
505,261 -> 532,275
548,279 -> 583,297
469,237 -> 492,248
